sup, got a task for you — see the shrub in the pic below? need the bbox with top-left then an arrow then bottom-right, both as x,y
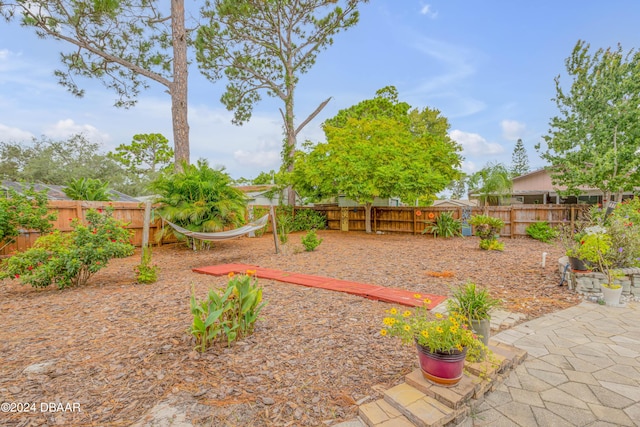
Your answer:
135,247 -> 158,284
292,209 -> 327,231
0,207 -> 134,288
469,215 -> 504,240
422,211 -> 462,238
150,160 -> 247,249
301,229 -> 323,251
0,186 -> 57,251
190,271 -> 266,352
525,221 -> 559,243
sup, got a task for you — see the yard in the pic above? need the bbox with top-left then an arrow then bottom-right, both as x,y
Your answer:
0,231 -> 581,426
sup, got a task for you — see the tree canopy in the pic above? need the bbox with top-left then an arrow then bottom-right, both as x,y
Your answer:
293,86 -> 462,232
195,0 -> 367,204
537,40 -> 640,201
0,0 -> 191,168
0,135 -> 125,189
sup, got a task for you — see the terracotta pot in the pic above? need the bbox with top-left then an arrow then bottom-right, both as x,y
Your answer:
416,343 -> 467,386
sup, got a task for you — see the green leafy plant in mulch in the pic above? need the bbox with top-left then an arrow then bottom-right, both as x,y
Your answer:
135,246 -> 158,284
189,270 -> 267,352
422,211 -> 462,238
470,215 -> 505,251
525,221 -> 559,243
301,229 -> 323,251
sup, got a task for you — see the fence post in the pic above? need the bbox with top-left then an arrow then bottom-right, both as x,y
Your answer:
141,201 -> 151,261
510,207 -> 516,238
75,201 -> 83,222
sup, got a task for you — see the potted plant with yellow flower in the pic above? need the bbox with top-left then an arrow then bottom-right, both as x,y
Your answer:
381,295 -> 486,386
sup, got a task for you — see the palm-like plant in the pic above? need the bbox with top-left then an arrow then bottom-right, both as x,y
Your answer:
468,162 -> 512,207
150,160 -> 247,247
64,178 -> 112,201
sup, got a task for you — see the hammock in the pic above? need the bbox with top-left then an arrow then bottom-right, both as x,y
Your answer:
162,214 -> 269,242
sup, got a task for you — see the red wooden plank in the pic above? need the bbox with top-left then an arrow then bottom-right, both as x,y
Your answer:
192,263 -> 446,309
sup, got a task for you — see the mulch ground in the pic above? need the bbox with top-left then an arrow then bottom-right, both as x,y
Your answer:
0,231 -> 581,426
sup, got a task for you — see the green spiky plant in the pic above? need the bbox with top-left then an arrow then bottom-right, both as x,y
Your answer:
150,160 -> 247,249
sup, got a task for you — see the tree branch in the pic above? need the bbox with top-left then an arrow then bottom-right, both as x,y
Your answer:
295,97 -> 332,136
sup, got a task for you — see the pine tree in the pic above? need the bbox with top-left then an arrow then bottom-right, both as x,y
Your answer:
510,139 -> 530,177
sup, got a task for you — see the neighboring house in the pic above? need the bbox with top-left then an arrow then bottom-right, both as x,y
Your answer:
509,169 -> 635,205
235,185 -> 284,206
1,181 -> 140,202
432,199 -> 478,208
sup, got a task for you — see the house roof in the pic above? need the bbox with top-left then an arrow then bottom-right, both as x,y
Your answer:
1,181 -> 140,202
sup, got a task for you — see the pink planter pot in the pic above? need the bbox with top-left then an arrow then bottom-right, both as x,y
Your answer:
416,343 -> 467,386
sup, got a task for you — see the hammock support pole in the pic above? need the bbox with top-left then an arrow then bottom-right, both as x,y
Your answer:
270,205 -> 280,254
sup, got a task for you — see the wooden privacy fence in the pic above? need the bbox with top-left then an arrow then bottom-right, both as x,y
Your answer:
1,200 -> 175,256
299,204 -> 590,238
2,202 -> 589,256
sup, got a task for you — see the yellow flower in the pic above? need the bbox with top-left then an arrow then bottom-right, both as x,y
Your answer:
246,269 -> 257,277
413,293 -> 422,299
450,326 -> 458,334
435,313 -> 443,319
456,344 -> 463,351
402,310 -> 412,317
389,308 -> 398,315
420,330 -> 429,338
423,298 -> 432,305
380,329 -> 388,336
383,317 -> 396,326
403,325 -> 411,332
437,327 -> 444,334
228,272 -> 235,278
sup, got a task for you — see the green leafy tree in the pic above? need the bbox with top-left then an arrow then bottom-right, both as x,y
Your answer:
196,0 -> 368,204
64,178 -> 112,201
510,138 -> 530,178
150,160 -> 247,247
108,133 -> 174,194
0,207 -> 134,288
0,135 -> 128,191
293,87 -> 462,233
468,163 -> 512,206
109,134 -> 174,175
537,40 -> 640,201
0,186 -> 57,252
1,0 -> 191,169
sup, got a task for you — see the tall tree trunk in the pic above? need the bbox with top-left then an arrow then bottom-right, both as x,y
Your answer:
171,0 -> 189,172
365,202 -> 372,233
284,95 -> 297,206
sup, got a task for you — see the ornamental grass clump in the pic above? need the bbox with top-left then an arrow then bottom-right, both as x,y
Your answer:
381,295 -> 484,356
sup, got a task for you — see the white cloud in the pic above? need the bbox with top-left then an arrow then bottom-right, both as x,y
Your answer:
450,129 -> 505,156
501,120 -> 525,141
419,4 -> 438,18
461,160 -> 478,174
43,119 -> 110,143
0,123 -> 34,141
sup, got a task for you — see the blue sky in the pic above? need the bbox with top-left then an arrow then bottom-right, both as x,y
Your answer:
1,1 -> 640,183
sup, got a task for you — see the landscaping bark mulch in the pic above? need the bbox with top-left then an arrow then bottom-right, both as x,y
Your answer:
0,231 -> 580,426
